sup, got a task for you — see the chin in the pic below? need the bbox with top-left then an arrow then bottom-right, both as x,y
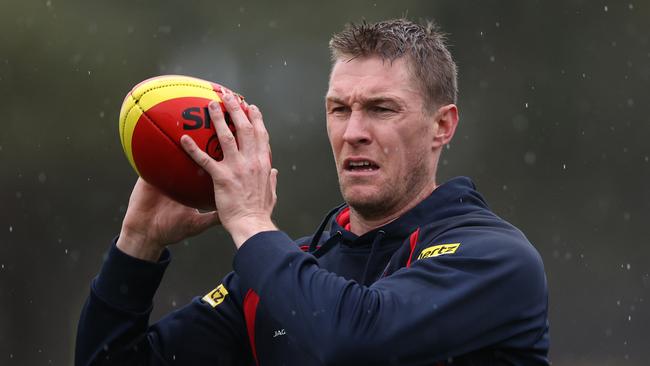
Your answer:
341,186 -> 392,215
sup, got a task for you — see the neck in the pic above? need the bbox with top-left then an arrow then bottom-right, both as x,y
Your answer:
348,181 -> 437,236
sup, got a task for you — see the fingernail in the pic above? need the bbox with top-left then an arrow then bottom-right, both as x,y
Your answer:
209,101 -> 220,110
223,93 -> 232,101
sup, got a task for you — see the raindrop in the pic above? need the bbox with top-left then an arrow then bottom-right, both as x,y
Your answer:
626,263 -> 631,270
38,172 -> 47,183
64,249 -> 68,254
616,300 -> 621,306
495,22 -> 500,27
15,191 -> 21,199
604,5 -> 608,12
524,151 -> 537,165
489,55 -> 495,62
623,212 -> 631,221
291,164 -> 297,171
628,315 -> 632,321
1,264 -> 4,269
562,163 -> 567,170
9,226 -> 12,233
645,156 -> 649,162
524,102 -> 528,108
172,300 -> 177,307
502,185 -> 508,191
627,98 -> 634,107
46,0 -> 52,7
628,3 -> 634,10
283,60 -> 287,66
99,111 -> 105,118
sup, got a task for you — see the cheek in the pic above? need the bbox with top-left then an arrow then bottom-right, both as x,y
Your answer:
326,122 -> 338,146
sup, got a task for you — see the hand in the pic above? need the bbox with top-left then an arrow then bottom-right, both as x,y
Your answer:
180,94 -> 278,248
116,178 -> 221,261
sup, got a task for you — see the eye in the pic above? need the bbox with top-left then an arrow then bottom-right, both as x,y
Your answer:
329,106 -> 350,114
370,106 -> 394,114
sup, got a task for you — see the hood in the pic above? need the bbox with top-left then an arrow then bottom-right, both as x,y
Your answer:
307,176 -> 489,254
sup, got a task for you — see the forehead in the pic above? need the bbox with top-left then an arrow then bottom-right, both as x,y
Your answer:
327,56 -> 421,101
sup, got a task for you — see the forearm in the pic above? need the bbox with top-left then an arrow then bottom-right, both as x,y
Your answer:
116,231 -> 165,262
227,216 -> 278,249
75,241 -> 169,365
232,231 -> 547,365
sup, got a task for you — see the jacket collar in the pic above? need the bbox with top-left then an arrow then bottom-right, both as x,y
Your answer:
327,176 -> 487,247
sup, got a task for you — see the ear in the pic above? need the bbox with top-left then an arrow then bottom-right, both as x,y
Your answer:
432,104 -> 459,149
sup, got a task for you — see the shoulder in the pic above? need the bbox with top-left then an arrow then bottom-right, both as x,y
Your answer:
414,211 -> 546,288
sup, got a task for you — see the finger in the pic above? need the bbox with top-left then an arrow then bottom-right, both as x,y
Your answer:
180,135 -> 220,176
208,101 -> 239,158
248,104 -> 269,146
221,93 -> 255,155
190,210 -> 221,234
248,104 -> 271,160
270,168 -> 278,203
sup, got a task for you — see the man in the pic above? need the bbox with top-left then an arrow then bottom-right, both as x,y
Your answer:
76,19 -> 549,365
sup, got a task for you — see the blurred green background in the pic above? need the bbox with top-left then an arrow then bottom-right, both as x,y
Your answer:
1,0 -> 649,364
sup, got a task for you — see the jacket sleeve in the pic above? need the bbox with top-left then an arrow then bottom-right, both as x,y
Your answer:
75,241 -> 254,366
232,230 -> 548,365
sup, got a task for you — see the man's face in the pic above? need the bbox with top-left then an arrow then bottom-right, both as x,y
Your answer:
326,56 -> 439,218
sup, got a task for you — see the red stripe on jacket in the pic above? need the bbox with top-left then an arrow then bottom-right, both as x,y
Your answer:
406,228 -> 420,268
243,290 -> 261,365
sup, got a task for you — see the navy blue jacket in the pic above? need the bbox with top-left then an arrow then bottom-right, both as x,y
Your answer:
76,177 -> 549,365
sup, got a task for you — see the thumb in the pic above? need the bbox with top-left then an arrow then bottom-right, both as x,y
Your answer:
270,168 -> 279,202
189,210 -> 221,235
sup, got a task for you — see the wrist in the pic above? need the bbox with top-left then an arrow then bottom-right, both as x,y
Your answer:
116,229 -> 165,262
225,216 -> 277,249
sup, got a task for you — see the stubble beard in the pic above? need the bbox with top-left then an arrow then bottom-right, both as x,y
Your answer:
340,154 -> 432,221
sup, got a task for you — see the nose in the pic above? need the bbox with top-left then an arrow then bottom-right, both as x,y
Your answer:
342,110 -> 371,146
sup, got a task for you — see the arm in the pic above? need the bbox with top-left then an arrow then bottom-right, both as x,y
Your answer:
75,179 -> 251,365
232,230 -> 548,365
76,243 -> 253,365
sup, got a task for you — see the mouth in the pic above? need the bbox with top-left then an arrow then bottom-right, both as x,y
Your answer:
343,158 -> 380,172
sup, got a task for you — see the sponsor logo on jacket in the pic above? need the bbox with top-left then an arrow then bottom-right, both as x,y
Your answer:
202,284 -> 229,308
418,243 -> 461,260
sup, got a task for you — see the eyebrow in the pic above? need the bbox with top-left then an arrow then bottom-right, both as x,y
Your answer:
325,95 -> 403,106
